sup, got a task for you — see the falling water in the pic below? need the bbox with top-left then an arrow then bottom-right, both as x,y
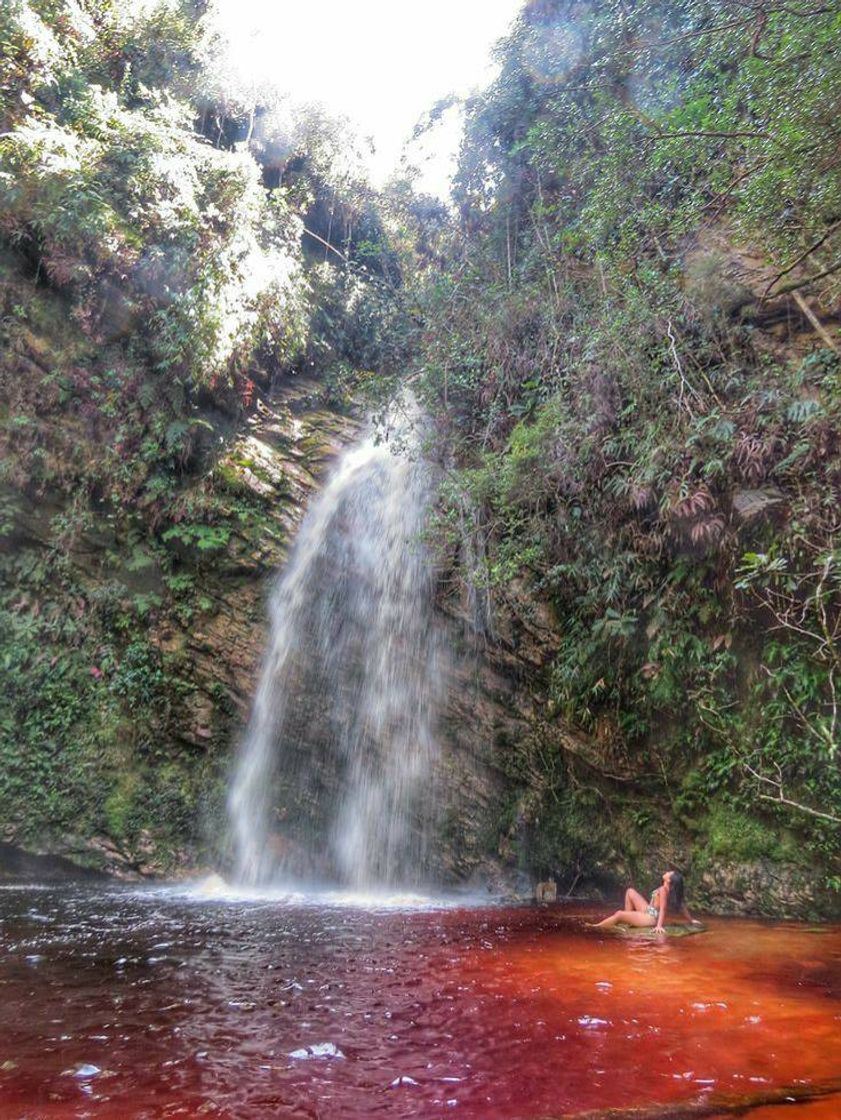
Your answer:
228,407 -> 446,889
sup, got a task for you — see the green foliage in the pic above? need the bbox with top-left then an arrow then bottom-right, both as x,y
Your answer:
302,255 -> 410,399
415,0 -> 841,877
0,542 -> 225,867
161,521 -> 231,553
2,0 -> 839,890
0,553 -> 113,841
703,803 -> 792,864
526,788 -> 610,883
0,0 -> 414,875
1,0 -> 308,387
109,640 -> 164,704
0,0 -> 410,522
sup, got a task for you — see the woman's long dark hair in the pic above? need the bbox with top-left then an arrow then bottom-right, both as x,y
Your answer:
667,870 -> 685,913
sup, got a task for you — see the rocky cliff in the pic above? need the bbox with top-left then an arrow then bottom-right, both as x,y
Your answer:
0,301 -> 358,877
2,266 -> 837,919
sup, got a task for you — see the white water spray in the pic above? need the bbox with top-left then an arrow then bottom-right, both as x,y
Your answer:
228,409 -> 446,889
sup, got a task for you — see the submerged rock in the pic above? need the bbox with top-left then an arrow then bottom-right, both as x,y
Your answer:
68,1064 -> 101,1079
616,924 -> 709,939
288,1042 -> 345,1061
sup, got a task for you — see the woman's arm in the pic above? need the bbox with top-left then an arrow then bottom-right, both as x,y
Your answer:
655,886 -> 668,932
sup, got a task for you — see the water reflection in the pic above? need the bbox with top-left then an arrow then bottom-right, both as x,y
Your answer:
0,884 -> 839,1119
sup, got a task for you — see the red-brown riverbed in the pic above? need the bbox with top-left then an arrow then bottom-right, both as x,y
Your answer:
0,883 -> 839,1119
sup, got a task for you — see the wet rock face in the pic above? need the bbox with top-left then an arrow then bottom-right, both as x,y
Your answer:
585,854 -> 840,923
427,579 -> 560,890
0,370 -> 360,880
151,379 -> 360,736
424,570 -> 841,920
0,842 -> 105,882
694,862 -> 825,920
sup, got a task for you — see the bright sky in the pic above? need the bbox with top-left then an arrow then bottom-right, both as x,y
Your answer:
211,0 -> 522,196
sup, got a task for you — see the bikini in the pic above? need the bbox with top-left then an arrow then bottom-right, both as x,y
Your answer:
646,889 -> 659,919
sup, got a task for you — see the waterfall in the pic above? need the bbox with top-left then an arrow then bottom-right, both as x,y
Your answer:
227,407 -> 446,890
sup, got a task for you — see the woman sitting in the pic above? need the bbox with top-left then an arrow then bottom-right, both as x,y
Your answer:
592,869 -> 697,932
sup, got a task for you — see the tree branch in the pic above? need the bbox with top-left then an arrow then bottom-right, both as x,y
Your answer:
791,290 -> 841,354
744,762 -> 841,824
644,130 -> 770,142
764,256 -> 841,299
643,19 -> 756,50
665,319 -> 702,417
761,217 -> 841,298
302,227 -> 347,262
701,160 -> 768,213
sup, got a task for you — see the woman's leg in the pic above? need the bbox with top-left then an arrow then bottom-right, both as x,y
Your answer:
624,887 -> 648,913
593,909 -> 656,929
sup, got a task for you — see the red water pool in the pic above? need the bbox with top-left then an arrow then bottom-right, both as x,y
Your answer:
0,884 -> 839,1119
